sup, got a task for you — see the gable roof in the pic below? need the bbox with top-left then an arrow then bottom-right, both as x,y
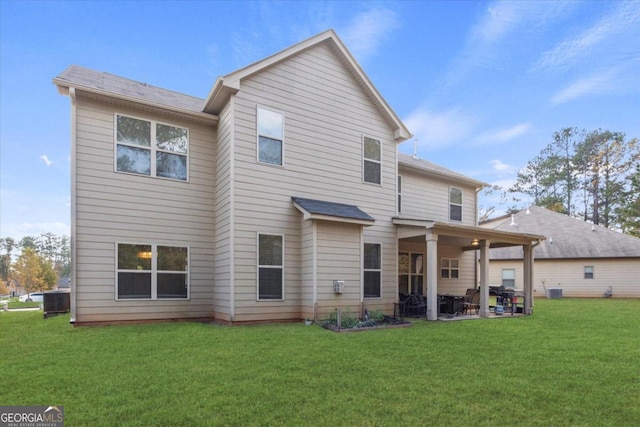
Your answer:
52,65 -> 216,123
398,153 -> 487,189
203,29 -> 412,143
482,206 -> 640,259
292,197 -> 375,226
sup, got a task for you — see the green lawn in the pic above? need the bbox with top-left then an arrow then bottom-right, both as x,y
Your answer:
1,299 -> 638,426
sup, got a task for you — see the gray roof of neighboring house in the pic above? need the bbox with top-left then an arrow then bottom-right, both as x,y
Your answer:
482,206 -> 640,259
292,197 -> 375,222
398,153 -> 486,188
54,65 -> 206,113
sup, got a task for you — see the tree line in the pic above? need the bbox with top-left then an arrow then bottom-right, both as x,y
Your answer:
483,128 -> 639,237
0,233 -> 71,295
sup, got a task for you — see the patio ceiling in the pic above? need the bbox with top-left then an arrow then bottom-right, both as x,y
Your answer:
392,218 -> 546,250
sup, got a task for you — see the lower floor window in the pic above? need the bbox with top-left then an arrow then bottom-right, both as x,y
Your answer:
117,243 -> 188,300
440,258 -> 459,279
398,252 -> 424,295
364,243 -> 381,298
258,234 -> 284,300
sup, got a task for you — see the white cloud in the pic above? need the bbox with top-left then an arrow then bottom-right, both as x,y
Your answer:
39,154 -> 52,166
550,69 -> 618,104
402,107 -> 478,151
453,1 -> 569,74
534,2 -> 640,71
475,122 -> 532,145
490,159 -> 514,173
474,2 -> 525,45
342,7 -> 399,61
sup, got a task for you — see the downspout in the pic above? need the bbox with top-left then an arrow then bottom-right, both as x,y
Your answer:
69,87 -> 77,324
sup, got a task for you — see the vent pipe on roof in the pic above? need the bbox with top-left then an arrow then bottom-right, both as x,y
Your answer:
549,237 -> 553,244
412,139 -> 418,159
592,224 -> 595,232
510,214 -> 517,226
525,207 -> 531,215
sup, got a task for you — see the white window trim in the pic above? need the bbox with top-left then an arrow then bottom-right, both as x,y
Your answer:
115,242 -> 190,301
363,242 -> 382,299
256,106 -> 285,167
114,113 -> 190,182
449,186 -> 463,222
362,135 -> 382,186
257,233 -> 285,301
440,257 -> 460,280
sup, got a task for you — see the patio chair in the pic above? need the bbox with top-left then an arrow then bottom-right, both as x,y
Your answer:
462,289 -> 480,315
396,293 -> 411,317
405,294 -> 427,317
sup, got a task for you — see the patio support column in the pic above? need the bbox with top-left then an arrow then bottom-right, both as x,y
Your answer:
426,231 -> 438,321
479,239 -> 490,318
523,244 -> 533,315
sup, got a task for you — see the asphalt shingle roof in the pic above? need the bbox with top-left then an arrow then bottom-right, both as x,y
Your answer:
398,153 -> 486,187
483,206 -> 640,259
54,65 -> 205,113
292,197 -> 375,222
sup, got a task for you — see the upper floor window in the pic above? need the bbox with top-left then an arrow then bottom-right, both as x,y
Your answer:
397,175 -> 402,213
116,243 -> 189,300
584,266 -> 594,279
363,136 -> 381,184
364,243 -> 381,298
258,233 -> 284,300
449,187 -> 463,221
116,115 -> 188,181
257,107 -> 283,166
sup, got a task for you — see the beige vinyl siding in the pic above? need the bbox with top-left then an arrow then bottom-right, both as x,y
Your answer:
213,100 -> 233,321
230,42 -> 399,321
399,241 -> 476,296
300,219 -> 315,319
73,95 -> 216,323
489,259 -> 640,298
316,222 -> 362,318
400,168 -> 478,226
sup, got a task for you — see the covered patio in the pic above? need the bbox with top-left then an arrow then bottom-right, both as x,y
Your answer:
394,218 -> 546,321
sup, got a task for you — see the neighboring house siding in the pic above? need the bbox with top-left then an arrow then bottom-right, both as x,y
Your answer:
74,95 -> 216,323
489,259 -> 640,298
213,99 -> 233,321
229,43 -> 398,321
399,168 -> 478,226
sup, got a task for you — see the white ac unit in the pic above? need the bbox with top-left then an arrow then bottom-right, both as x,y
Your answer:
333,280 -> 344,294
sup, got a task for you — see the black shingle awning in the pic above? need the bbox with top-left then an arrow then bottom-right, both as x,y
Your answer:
292,197 -> 375,225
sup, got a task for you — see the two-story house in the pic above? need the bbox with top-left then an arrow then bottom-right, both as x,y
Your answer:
54,30 -> 543,325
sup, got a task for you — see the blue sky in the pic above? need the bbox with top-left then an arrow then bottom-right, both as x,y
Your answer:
1,0 -> 639,240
